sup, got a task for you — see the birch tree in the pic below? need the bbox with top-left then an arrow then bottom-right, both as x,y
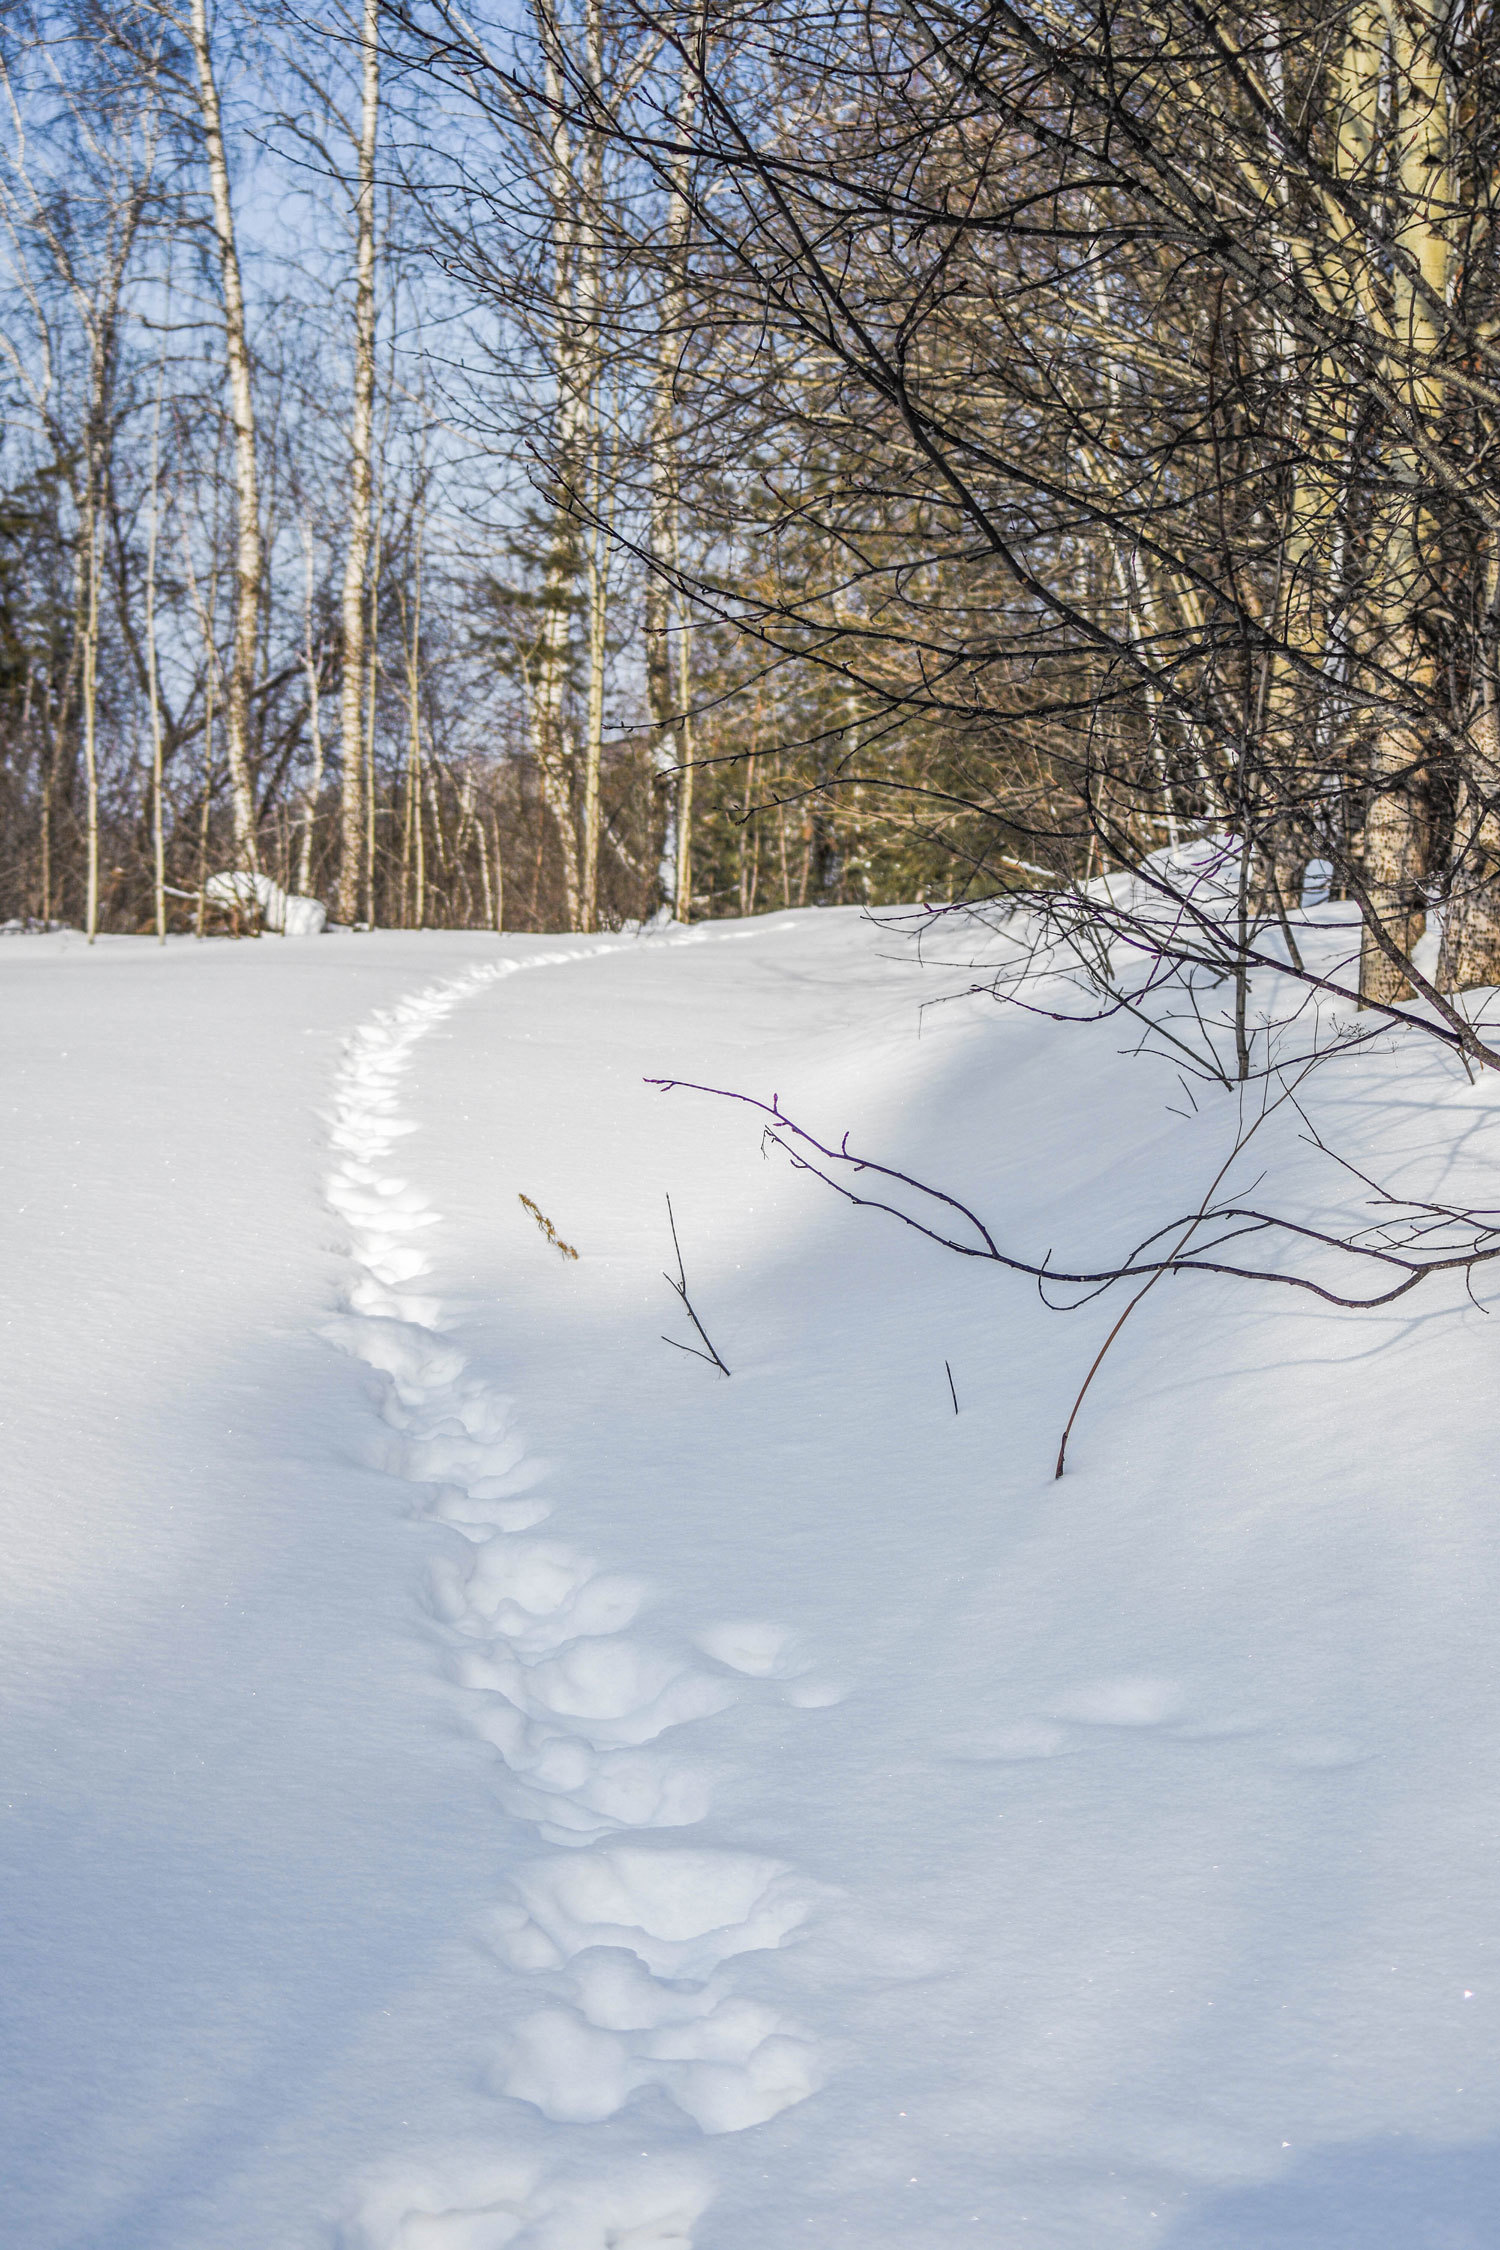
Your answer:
338,0 -> 380,923
187,0 -> 261,871
642,5 -> 701,916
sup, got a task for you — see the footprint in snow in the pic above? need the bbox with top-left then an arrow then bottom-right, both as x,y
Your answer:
340,2148 -> 710,2250
694,1619 -> 807,1677
694,1619 -> 852,1708
953,1679 -> 1183,1762
486,1846 -> 827,2132
322,953 -> 837,2240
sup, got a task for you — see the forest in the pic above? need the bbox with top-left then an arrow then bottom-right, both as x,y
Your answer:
2,0 -> 1498,1039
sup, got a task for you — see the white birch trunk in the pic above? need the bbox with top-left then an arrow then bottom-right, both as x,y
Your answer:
146,366 -> 167,942
401,531 -> 426,929
645,9 -> 701,914
530,0 -> 584,931
338,0 -> 379,922
189,0 -> 261,873
298,520 -> 325,897
81,479 -> 100,940
576,0 -> 607,931
672,577 -> 694,923
363,503 -> 381,924
177,518 -> 219,937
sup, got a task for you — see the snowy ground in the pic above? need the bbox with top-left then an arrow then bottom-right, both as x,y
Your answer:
4,909 -> 1500,2249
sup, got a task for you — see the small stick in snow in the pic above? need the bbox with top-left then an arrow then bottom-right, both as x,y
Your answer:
661,1193 -> 730,1376
945,1359 -> 959,1415
519,1194 -> 579,1260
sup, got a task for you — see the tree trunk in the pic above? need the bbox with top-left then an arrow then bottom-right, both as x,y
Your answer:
298,520 -> 326,897
81,479 -> 101,940
645,8 -> 701,915
528,1 -> 585,931
1358,707 -> 1429,1005
338,0 -> 379,922
363,545 -> 379,926
644,572 -> 678,911
672,579 -> 695,921
1355,3 -> 1451,1008
574,0 -> 607,931
400,542 -> 425,928
581,535 -> 606,930
189,0 -> 261,873
1438,704 -> 1500,991
146,370 -> 167,943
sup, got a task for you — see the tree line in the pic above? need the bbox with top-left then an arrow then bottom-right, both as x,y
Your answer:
5,0 -> 1500,1045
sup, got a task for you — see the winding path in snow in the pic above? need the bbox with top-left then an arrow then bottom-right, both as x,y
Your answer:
321,945 -> 830,2248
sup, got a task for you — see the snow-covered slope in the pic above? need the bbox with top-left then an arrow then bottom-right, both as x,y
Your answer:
4,911 -> 1499,2249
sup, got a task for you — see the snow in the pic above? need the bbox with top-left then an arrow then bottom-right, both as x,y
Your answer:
205,868 -> 329,933
4,910 -> 1500,2248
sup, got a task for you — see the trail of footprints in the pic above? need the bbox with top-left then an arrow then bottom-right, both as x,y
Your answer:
324,953 -> 830,2248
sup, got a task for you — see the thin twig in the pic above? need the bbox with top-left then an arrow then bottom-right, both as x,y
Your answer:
1054,1275 -> 1158,1478
646,1074 -> 1500,1310
1053,1089 -> 1269,1475
661,1192 -> 730,1375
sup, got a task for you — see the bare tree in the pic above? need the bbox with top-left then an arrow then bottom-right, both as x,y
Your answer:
338,0 -> 379,922
186,0 -> 261,870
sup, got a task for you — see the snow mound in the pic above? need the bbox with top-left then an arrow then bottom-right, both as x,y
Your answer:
204,867 -> 327,933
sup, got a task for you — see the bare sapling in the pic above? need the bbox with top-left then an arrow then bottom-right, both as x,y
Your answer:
660,1192 -> 729,1375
